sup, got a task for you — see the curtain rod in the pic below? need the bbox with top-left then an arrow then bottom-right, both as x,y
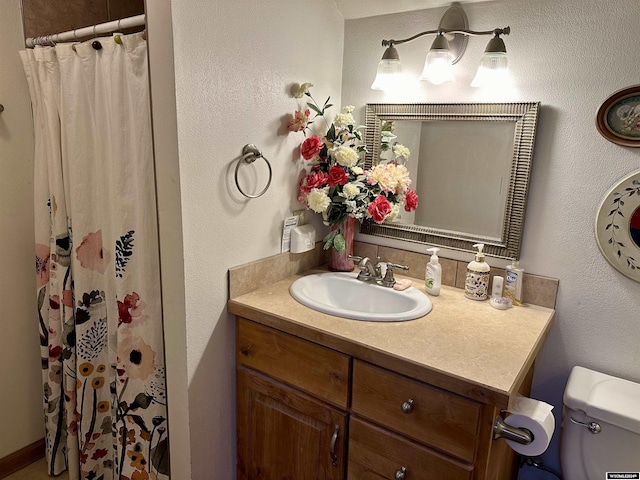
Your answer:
25,14 -> 146,48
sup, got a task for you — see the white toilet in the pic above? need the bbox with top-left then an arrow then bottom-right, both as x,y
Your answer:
560,366 -> 640,479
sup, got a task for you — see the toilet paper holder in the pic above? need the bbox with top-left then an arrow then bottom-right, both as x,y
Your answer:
493,415 -> 534,445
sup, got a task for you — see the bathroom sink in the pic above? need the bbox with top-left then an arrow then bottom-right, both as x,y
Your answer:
289,272 -> 432,322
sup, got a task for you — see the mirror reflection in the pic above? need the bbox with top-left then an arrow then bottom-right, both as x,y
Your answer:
362,103 -> 540,259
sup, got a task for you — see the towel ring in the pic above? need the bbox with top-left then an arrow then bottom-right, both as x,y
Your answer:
234,144 -> 272,198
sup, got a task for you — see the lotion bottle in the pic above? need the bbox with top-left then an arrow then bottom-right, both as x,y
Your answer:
464,243 -> 490,301
425,247 -> 442,296
504,260 -> 524,306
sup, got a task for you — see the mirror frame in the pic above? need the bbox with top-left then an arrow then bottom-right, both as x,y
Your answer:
361,102 -> 540,260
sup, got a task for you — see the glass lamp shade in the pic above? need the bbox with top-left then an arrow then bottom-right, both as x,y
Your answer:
420,34 -> 454,85
421,50 -> 454,85
471,51 -> 509,87
371,58 -> 403,91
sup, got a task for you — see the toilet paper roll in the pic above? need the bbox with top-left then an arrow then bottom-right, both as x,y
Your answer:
504,395 -> 555,456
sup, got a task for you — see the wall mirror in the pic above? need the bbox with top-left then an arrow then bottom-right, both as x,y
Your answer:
361,102 -> 540,259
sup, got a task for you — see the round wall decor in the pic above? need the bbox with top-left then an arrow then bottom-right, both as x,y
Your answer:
595,169 -> 640,282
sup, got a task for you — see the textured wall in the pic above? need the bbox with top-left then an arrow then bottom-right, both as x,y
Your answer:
22,0 -> 144,39
342,0 -> 640,477
0,0 -> 42,458
168,0 -> 344,477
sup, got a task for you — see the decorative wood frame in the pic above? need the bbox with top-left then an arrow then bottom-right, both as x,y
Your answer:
361,102 -> 540,260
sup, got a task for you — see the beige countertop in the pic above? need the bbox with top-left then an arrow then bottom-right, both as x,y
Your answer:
228,267 -> 555,409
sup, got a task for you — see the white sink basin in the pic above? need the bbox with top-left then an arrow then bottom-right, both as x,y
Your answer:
289,272 -> 432,322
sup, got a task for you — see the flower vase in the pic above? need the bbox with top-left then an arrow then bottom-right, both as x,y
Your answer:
328,216 -> 357,272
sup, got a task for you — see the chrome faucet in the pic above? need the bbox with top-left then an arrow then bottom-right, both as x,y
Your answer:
348,255 -> 409,287
348,255 -> 382,282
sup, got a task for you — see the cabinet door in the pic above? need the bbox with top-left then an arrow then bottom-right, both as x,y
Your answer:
238,366 -> 347,480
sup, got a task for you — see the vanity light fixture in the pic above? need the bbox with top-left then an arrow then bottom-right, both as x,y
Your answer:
371,5 -> 511,91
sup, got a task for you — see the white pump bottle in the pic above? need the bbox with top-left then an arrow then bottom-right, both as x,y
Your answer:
464,243 -> 490,301
425,247 -> 442,296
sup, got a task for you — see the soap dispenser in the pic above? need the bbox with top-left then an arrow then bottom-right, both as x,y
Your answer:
464,243 -> 490,301
425,247 -> 442,296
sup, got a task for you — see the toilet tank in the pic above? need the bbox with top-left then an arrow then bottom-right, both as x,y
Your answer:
561,366 -> 640,480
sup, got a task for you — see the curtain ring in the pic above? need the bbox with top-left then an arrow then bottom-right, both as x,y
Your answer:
234,144 -> 272,199
91,25 -> 103,50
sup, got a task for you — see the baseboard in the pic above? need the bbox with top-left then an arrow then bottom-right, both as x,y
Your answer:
0,438 -> 45,479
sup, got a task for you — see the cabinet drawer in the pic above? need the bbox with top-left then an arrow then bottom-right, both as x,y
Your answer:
237,318 -> 350,408
348,417 -> 473,480
351,361 -> 480,462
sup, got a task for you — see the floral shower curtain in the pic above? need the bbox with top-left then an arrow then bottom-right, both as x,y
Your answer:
20,33 -> 170,480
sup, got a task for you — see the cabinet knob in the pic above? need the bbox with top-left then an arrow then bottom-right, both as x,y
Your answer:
395,466 -> 407,480
401,399 -> 414,413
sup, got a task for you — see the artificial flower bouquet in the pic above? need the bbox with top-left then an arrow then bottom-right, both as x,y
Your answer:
287,82 -> 418,254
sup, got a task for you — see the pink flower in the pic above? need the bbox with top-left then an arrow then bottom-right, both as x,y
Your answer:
305,171 -> 329,190
327,165 -> 348,187
35,243 -> 51,288
117,292 -> 148,327
301,135 -> 324,160
288,109 -> 310,132
76,231 -> 110,274
117,335 -> 156,381
298,171 -> 329,202
368,195 -> 392,223
366,163 -> 411,194
404,190 -> 419,212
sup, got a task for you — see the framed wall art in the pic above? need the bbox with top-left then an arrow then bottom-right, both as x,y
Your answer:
596,85 -> 640,147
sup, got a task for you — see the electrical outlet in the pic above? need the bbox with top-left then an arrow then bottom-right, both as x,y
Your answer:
293,209 -> 306,225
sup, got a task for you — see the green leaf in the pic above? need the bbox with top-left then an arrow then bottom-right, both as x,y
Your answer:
333,233 -> 346,253
307,102 -> 322,115
151,437 -> 170,474
323,230 -> 338,250
326,124 -> 336,142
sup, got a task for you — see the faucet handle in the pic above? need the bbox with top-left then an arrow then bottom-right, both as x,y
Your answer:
348,255 -> 363,263
387,262 -> 409,271
381,263 -> 409,287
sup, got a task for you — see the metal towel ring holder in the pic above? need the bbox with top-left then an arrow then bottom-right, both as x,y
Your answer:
234,144 -> 272,198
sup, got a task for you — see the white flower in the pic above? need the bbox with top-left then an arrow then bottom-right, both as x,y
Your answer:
386,203 -> 401,222
343,105 -> 355,114
333,145 -> 358,167
334,112 -> 355,127
307,188 -> 330,213
351,166 -> 363,175
393,144 -> 411,161
291,82 -> 314,98
343,183 -> 360,199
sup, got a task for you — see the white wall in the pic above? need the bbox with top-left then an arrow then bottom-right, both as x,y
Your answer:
0,0 -> 43,458
166,1 -> 345,477
342,0 -> 640,477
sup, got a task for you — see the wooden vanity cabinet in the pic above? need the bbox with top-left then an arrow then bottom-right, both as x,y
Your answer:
236,317 -> 525,480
